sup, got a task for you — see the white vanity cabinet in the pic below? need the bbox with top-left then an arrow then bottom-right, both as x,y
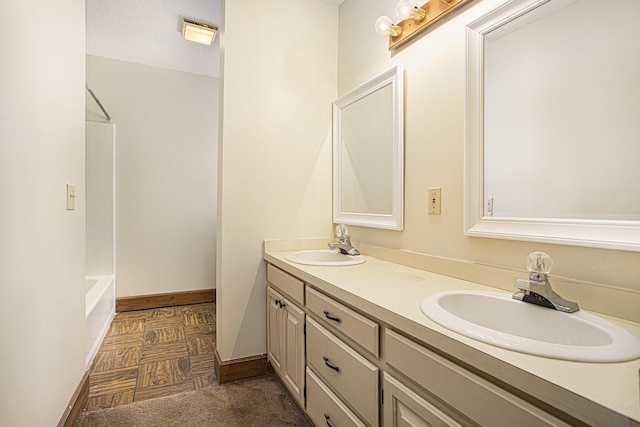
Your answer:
265,261 -> 589,427
266,265 -> 305,407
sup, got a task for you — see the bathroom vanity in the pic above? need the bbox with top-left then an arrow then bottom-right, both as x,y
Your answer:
264,243 -> 640,427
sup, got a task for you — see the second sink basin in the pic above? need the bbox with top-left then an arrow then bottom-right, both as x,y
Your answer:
421,290 -> 640,362
285,249 -> 365,266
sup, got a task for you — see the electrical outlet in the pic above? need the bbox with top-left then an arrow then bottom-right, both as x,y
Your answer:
428,187 -> 441,215
66,184 -> 76,210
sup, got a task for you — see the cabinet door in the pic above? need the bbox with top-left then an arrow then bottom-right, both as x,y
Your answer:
383,373 -> 461,427
267,287 -> 283,373
282,298 -> 305,407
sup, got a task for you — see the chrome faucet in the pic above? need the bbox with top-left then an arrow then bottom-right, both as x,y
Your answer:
512,252 -> 579,313
328,224 -> 360,256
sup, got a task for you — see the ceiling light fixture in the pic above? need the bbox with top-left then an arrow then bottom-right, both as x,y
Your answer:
181,18 -> 218,45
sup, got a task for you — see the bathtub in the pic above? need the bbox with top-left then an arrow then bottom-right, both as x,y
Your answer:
86,275 -> 115,368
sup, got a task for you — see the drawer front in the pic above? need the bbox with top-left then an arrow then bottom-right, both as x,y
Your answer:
383,373 -> 462,427
385,330 -> 570,427
307,317 -> 379,427
267,264 -> 304,305
306,287 -> 379,357
306,367 -> 367,427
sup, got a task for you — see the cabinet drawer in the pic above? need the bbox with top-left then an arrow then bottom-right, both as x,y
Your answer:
307,317 -> 379,427
306,287 -> 379,357
383,373 -> 462,427
267,264 -> 304,305
306,367 -> 366,427
385,330 -> 570,427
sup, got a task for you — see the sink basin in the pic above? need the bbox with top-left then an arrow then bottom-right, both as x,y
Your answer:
421,290 -> 640,362
285,250 -> 365,266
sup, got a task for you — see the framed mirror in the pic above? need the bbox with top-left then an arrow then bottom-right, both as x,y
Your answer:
465,0 -> 640,251
333,64 -> 404,230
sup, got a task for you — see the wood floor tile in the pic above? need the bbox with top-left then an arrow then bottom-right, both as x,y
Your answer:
147,306 -> 182,319
84,303 -> 218,410
140,341 -> 189,363
187,335 -> 216,355
190,353 -> 217,375
99,332 -> 144,350
184,323 -> 216,337
145,316 -> 183,330
107,319 -> 145,336
143,327 -> 185,345
92,347 -> 141,372
181,310 -> 214,326
137,358 -> 191,388
89,367 -> 138,397
134,380 -> 194,402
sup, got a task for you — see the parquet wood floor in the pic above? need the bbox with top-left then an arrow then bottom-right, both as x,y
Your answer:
84,303 -> 217,411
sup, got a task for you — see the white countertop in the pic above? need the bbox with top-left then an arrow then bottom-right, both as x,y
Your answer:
264,249 -> 640,425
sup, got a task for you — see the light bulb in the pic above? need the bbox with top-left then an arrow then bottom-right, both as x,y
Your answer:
374,16 -> 402,37
395,0 -> 427,21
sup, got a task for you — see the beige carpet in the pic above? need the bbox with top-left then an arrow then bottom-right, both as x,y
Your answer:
76,375 -> 311,427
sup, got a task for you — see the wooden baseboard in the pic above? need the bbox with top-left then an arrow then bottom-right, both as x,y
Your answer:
116,289 -> 215,312
214,350 -> 273,384
57,370 -> 89,427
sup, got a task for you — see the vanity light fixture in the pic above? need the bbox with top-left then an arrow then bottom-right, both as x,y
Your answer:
181,18 -> 218,45
374,16 -> 402,37
395,0 -> 427,21
377,0 -> 471,50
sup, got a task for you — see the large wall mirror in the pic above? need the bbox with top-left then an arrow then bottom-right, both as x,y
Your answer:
333,64 -> 404,230
465,0 -> 640,251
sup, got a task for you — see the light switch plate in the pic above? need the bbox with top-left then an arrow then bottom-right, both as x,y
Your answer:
66,184 -> 76,210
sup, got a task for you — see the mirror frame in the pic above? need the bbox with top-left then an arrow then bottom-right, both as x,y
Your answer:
333,64 -> 404,230
465,0 -> 640,252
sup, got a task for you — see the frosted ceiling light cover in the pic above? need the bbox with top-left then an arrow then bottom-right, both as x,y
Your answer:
182,19 -> 217,45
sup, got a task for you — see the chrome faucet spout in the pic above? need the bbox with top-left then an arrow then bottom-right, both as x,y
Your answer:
512,252 -> 579,313
328,234 -> 360,256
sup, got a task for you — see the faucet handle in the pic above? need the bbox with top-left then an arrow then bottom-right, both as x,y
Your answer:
514,279 -> 530,291
336,224 -> 349,238
526,252 -> 553,274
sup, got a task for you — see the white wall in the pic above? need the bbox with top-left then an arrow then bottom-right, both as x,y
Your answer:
86,122 -> 115,275
0,0 -> 87,425
86,55 -> 219,297
338,0 -> 640,294
217,0 -> 337,360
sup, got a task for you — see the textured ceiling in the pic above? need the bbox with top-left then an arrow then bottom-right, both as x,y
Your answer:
86,0 -> 221,77
86,0 -> 343,78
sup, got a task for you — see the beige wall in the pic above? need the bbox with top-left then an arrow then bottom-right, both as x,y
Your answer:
217,0 -> 337,360
86,56 -> 219,297
0,0 -> 87,424
338,0 -> 640,293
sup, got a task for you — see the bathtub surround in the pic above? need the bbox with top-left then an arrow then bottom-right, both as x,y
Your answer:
85,121 -> 117,368
86,275 -> 116,368
85,122 -> 115,277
